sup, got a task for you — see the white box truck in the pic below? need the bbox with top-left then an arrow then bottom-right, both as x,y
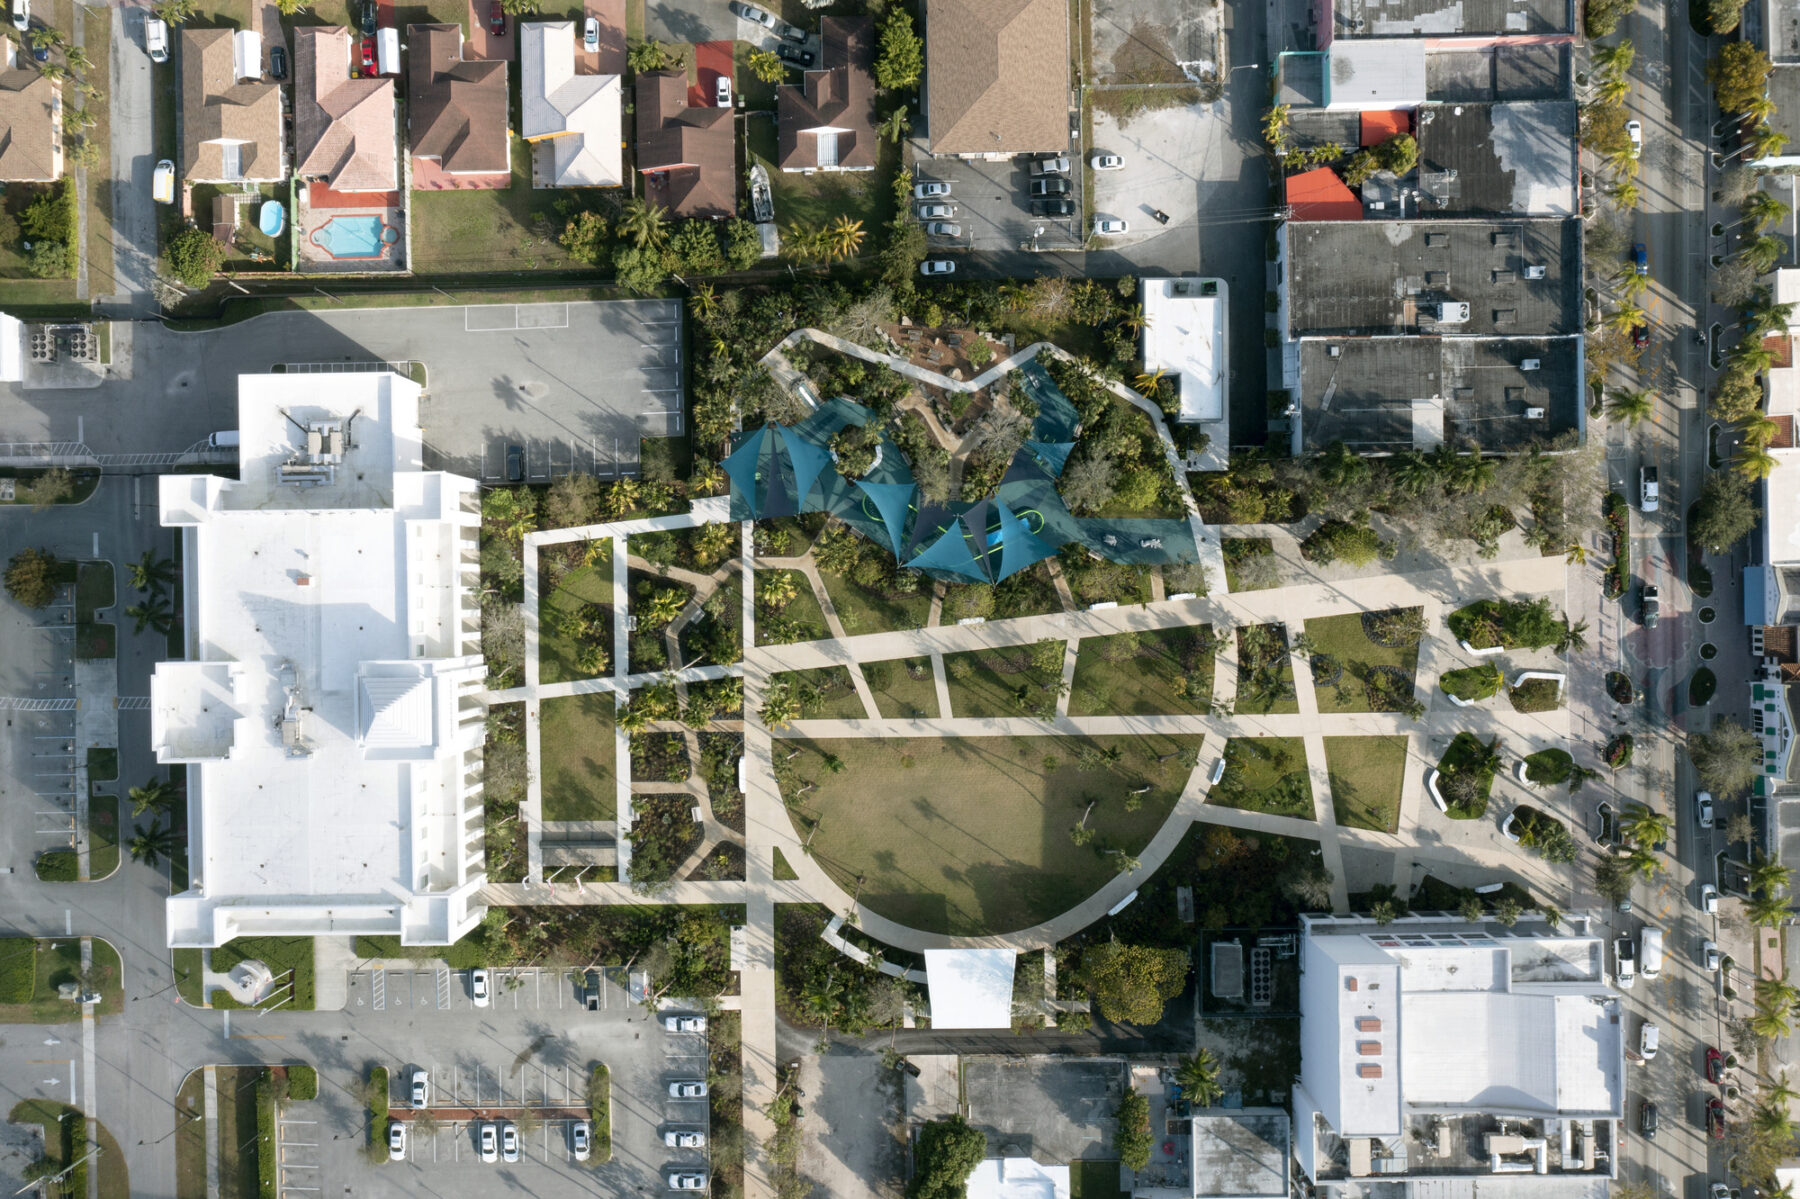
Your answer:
1639,927 -> 1664,978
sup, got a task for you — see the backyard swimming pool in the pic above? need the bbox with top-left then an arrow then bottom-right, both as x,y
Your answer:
310,215 -> 398,259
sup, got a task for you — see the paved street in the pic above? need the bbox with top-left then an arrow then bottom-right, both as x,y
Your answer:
99,3 -> 158,318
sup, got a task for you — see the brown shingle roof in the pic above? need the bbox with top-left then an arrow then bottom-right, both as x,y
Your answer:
634,69 -> 735,219
293,26 -> 397,193
924,0 -> 1069,154
407,24 -> 508,175
180,28 -> 282,182
0,39 -> 58,181
777,17 -> 877,172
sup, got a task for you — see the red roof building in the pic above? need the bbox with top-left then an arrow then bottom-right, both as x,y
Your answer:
1287,167 -> 1362,221
1360,109 -> 1409,146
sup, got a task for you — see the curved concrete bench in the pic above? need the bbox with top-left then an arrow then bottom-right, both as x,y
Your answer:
1459,640 -> 1507,657
1427,769 -> 1449,813
1514,760 -> 1532,784
1445,691 -> 1479,708
1511,671 -> 1567,690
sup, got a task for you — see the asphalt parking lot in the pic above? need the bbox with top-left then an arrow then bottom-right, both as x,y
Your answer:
911,153 -> 1085,254
1089,104 -> 1210,249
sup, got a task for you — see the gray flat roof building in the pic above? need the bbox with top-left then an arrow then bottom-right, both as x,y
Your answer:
1193,1111 -> 1291,1199
1415,102 -> 1579,216
1329,0 -> 1571,38
1286,218 -> 1581,338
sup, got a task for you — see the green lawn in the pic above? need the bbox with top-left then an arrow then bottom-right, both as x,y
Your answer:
772,666 -> 868,719
411,140 -> 589,274
1070,1160 -> 1126,1199
1069,626 -> 1213,716
1302,611 -> 1421,714
88,795 -> 119,878
542,693 -> 617,821
779,733 -> 1202,935
864,657 -> 939,718
0,937 -> 124,1022
943,646 -> 1060,719
76,562 -> 115,661
1323,737 -> 1408,833
817,567 -> 932,636
215,1065 -> 261,1199
1212,738 -> 1314,819
540,560 -> 614,685
756,568 -> 829,645
210,938 -> 315,1010
173,947 -> 205,1006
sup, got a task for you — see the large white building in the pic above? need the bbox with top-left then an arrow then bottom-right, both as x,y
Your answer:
155,372 -> 488,948
1293,914 -> 1622,1199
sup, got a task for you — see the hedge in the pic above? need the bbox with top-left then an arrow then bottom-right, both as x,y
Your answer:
35,850 -> 77,882
1441,663 -> 1503,702
0,938 -> 33,1003
256,1071 -> 277,1199
366,1066 -> 388,1158
286,1064 -> 317,1102
588,1064 -> 612,1163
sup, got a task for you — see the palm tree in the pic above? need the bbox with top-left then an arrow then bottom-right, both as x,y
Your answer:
25,26 -> 61,51
1607,179 -> 1641,208
1593,40 -> 1636,74
1605,303 -> 1647,334
1175,1050 -> 1225,1108
1116,304 -> 1151,335
1749,851 -> 1791,899
1753,1100 -> 1796,1143
1592,73 -> 1629,106
62,46 -> 90,72
1619,802 -> 1670,849
1745,191 -> 1793,233
1742,233 -> 1788,272
127,776 -> 176,818
1390,451 -> 1435,496
1736,445 -> 1778,481
1564,542 -> 1588,565
1730,339 -> 1775,373
688,283 -> 719,322
129,549 -> 175,592
1746,123 -> 1792,161
128,820 -> 180,868
616,703 -> 650,734
878,107 -> 911,144
1615,268 -> 1650,300
1134,367 -> 1167,394
1623,843 -> 1663,880
616,198 -> 668,250
1743,415 -> 1783,448
1747,890 -> 1791,927
1607,388 -> 1653,425
126,594 -> 173,635
825,215 -> 865,261
1556,617 -> 1590,654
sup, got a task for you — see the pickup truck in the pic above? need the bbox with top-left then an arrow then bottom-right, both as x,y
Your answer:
1640,465 -> 1659,512
1642,585 -> 1659,628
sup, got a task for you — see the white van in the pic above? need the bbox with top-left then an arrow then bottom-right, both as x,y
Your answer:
146,15 -> 168,62
152,159 -> 175,205
207,430 -> 240,449
1639,927 -> 1664,978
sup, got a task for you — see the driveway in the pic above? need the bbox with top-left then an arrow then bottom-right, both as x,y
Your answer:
102,5 -> 158,317
646,0 -> 735,43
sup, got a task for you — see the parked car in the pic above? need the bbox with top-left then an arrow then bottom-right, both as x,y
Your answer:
777,20 -> 808,43
716,74 -> 731,107
585,968 -> 601,1010
1703,940 -> 1721,971
360,36 -> 375,73
1705,1047 -> 1725,1084
1030,178 -> 1070,197
1614,936 -> 1636,988
584,17 -> 599,50
1642,584 -> 1660,628
1627,119 -> 1643,156
1708,1097 -> 1726,1140
924,221 -> 961,236
470,968 -> 490,1007
1090,152 -> 1124,170
505,444 -> 524,482
479,1122 -> 498,1163
916,203 -> 954,219
387,1121 -> 406,1162
729,1 -> 777,27
665,1015 -> 708,1033
1640,463 -> 1658,512
1631,320 -> 1650,348
572,1120 -> 591,1161
10,0 -> 24,32
666,1129 -> 707,1148
360,0 -> 376,34
269,45 -> 287,80
913,181 -> 951,199
1093,217 -> 1129,235
411,1070 -> 429,1109
1632,241 -> 1648,276
501,1123 -> 519,1163
1639,1020 -> 1659,1061
153,160 -> 175,205
775,42 -> 814,67
1700,883 -> 1719,914
488,1 -> 505,36
1030,199 -> 1075,217
1031,155 -> 1070,175
920,259 -> 956,276
146,15 -> 168,62
1696,791 -> 1714,828
669,1174 -> 710,1192
29,37 -> 44,60
669,1080 -> 708,1099
1639,1100 -> 1657,1138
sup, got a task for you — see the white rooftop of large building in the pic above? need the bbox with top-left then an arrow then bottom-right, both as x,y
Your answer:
1141,278 -> 1230,469
966,1157 -> 1070,1199
925,948 -> 1016,1029
520,22 -> 623,186
155,372 -> 488,948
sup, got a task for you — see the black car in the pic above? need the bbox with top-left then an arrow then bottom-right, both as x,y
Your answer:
360,0 -> 376,34
775,42 -> 815,67
1639,1100 -> 1657,1139
269,45 -> 287,80
777,20 -> 808,43
1030,199 -> 1075,217
505,444 -> 524,482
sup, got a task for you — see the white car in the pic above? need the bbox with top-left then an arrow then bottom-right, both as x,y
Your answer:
1700,882 -> 1719,914
471,968 -> 490,1007
410,1070 -> 429,1110
146,15 -> 168,62
1639,1021 -> 1659,1061
387,1121 -> 406,1162
916,203 -> 954,220
479,1122 -> 498,1163
572,1120 -> 591,1162
666,1129 -> 708,1148
716,74 -> 731,107
924,221 -> 961,236
920,259 -> 956,276
11,0 -> 25,32
1626,119 -> 1642,156
1090,152 -> 1124,170
912,181 -> 951,199
664,1014 -> 708,1033
501,1122 -> 519,1163
1696,791 -> 1715,829
729,1 -> 776,27
669,1173 -> 710,1191
1093,218 -> 1129,235
1703,940 -> 1722,971
669,1079 -> 708,1099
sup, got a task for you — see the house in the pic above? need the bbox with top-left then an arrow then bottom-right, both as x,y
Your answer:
1140,277 -> 1231,462
181,28 -> 282,184
923,0 -> 1068,157
0,36 -> 59,181
155,372 -> 488,948
635,69 -> 735,218
1293,914 -> 1622,1197
294,26 -> 398,193
520,21 -> 621,187
777,16 -> 877,173
407,23 -> 509,178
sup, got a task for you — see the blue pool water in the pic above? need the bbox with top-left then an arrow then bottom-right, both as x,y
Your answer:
311,215 -> 396,259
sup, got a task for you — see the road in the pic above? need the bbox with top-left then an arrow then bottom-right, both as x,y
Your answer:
98,2 -> 157,317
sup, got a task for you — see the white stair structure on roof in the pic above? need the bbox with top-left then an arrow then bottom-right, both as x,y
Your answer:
154,371 -> 487,948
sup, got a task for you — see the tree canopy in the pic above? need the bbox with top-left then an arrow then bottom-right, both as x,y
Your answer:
907,1117 -> 987,1199
1689,716 -> 1763,797
875,11 -> 924,90
1078,942 -> 1190,1025
1711,43 -> 1774,115
4,547 -> 60,609
1691,473 -> 1759,553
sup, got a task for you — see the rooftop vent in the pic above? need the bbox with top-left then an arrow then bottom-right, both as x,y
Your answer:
1328,344 -> 1342,358
1437,302 -> 1470,324
1524,264 -> 1547,279
1521,358 -> 1541,371
1526,407 -> 1547,418
1357,1041 -> 1383,1055
1346,977 -> 1359,991
1492,229 -> 1517,247
1357,1064 -> 1384,1079
1425,232 -> 1450,248
1356,1016 -> 1382,1032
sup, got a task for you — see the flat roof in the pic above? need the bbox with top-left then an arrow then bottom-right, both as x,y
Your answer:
1325,41 -> 1426,109
1331,0 -> 1571,37
1417,102 -> 1578,217
1400,992 -> 1621,1116
1192,1111 -> 1290,1199
1426,43 -> 1571,102
1772,0 -> 1800,62
1770,67 -> 1800,152
967,1158 -> 1070,1199
1297,336 -> 1583,453
1287,218 -> 1582,337
925,948 -> 1017,1029
1141,277 -> 1227,423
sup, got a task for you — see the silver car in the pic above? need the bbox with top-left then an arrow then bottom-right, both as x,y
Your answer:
666,1129 -> 708,1148
912,180 -> 951,199
669,1079 -> 708,1099
572,1120 -> 592,1161
729,1 -> 775,27
916,203 -> 954,219
924,221 -> 961,236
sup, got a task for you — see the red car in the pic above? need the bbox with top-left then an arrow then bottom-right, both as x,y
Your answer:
488,1 -> 505,35
360,36 -> 374,72
1631,321 -> 1649,348
1707,1097 -> 1726,1141
1705,1047 -> 1724,1084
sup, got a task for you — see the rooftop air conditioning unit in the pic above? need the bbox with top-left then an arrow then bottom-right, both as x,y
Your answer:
1526,407 -> 1546,418
1524,265 -> 1547,279
1328,345 -> 1342,358
1521,359 -> 1541,371
1368,201 -> 1387,210
1438,302 -> 1470,324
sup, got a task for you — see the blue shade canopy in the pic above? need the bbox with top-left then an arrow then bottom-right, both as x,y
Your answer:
1024,440 -> 1077,477
722,427 -> 770,513
778,424 -> 833,511
993,500 -> 1060,581
854,479 -> 916,558
907,522 -> 990,582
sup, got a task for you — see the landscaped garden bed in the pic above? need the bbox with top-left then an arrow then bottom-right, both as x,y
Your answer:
1234,624 -> 1297,714
1435,734 -> 1500,819
1606,671 -> 1636,704
754,568 -> 828,646
1446,597 -> 1571,651
1690,667 -> 1717,706
1605,734 -> 1634,769
1522,748 -> 1575,787
1323,736 -> 1408,832
626,795 -> 702,884
1211,738 -> 1315,819
678,577 -> 742,667
685,841 -> 747,882
1069,626 -> 1216,716
1602,492 -> 1627,600
630,733 -> 691,783
539,559 -> 613,685
1223,538 -> 1279,591
1302,609 -> 1423,715
698,733 -> 743,833
1507,805 -> 1577,863
1508,676 -> 1563,713
1442,663 -> 1505,703
864,657 -> 939,719
769,666 -> 869,720
942,562 -> 1065,623
627,569 -> 695,669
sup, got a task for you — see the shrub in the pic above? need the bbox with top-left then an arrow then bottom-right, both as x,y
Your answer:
1508,677 -> 1563,713
364,1066 -> 389,1162
0,938 -> 33,1002
908,1116 -> 986,1199
1437,733 -> 1499,819
1441,663 -> 1504,702
165,226 -> 228,288
1604,734 -> 1634,769
1299,518 -> 1385,566
5,546 -> 62,609
1116,1090 -> 1152,1172
588,1064 -> 612,1163
286,1064 -> 317,1102
1446,597 -> 1564,650
1690,667 -> 1717,706
1523,749 -> 1574,787
35,850 -> 77,881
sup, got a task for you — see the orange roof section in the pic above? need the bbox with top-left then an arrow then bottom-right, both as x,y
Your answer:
1288,167 -> 1362,221
1361,109 -> 1409,146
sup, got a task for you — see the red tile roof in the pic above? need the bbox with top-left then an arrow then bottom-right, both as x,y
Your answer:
1288,167 -> 1362,221
1360,109 -> 1409,146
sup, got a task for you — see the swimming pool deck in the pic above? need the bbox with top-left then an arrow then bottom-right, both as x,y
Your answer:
293,200 -> 408,273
